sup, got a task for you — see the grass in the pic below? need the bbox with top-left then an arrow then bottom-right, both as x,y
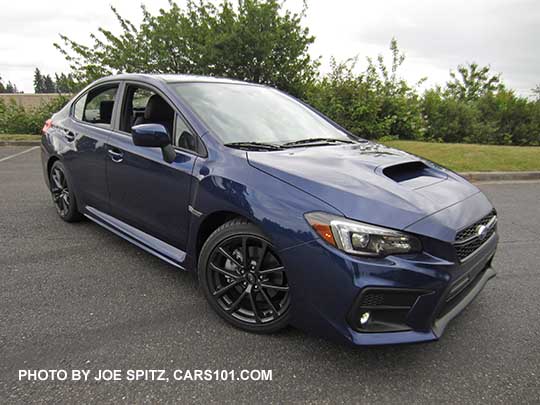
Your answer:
383,140 -> 540,172
1,134 -> 538,172
0,134 -> 40,141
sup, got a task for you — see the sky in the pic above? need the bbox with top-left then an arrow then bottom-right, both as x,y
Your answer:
1,0 -> 538,96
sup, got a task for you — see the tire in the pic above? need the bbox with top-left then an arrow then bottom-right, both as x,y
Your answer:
49,160 -> 83,222
198,219 -> 291,333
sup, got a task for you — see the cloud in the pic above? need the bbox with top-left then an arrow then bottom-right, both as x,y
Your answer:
302,0 -> 540,95
1,0 -> 538,96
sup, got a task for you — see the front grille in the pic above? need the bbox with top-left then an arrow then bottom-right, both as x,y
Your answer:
454,210 -> 497,261
360,293 -> 385,307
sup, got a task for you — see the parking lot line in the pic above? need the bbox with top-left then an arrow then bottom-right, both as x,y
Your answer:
0,146 -> 39,163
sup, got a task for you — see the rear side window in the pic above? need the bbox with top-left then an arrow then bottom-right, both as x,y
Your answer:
73,85 -> 119,127
73,94 -> 87,121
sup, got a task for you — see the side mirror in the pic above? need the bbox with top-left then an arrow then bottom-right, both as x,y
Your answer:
132,123 -> 176,163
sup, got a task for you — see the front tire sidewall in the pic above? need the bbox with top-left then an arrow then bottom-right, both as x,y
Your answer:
198,221 -> 290,334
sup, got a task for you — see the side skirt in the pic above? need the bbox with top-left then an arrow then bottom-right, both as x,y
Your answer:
84,205 -> 187,270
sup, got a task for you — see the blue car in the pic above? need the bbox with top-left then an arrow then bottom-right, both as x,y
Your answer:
41,74 -> 498,345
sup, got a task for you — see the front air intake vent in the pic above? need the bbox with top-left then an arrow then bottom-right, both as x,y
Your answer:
383,161 -> 431,182
381,161 -> 448,190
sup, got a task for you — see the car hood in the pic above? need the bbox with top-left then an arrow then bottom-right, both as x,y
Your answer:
247,142 -> 481,231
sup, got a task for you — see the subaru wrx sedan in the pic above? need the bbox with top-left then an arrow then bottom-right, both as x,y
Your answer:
41,74 -> 498,345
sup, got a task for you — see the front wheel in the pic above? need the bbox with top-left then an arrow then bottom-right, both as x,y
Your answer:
198,219 -> 291,333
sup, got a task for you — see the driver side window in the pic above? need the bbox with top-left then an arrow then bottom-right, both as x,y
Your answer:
120,84 -> 200,154
120,85 -> 174,137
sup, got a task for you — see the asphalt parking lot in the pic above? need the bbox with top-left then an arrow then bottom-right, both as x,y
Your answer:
1,146 -> 539,404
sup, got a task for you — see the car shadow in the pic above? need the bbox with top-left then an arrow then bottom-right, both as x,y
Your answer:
81,216 -> 482,374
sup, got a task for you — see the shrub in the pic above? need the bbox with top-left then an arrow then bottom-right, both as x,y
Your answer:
306,40 -> 426,141
420,89 -> 540,146
306,44 -> 539,146
0,96 -> 69,134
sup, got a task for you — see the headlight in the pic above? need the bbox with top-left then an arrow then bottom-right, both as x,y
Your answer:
304,212 -> 422,257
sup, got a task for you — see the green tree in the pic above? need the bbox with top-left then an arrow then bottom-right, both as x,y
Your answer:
43,74 -> 56,93
55,0 -> 318,97
0,75 -> 20,93
532,84 -> 540,102
34,68 -> 45,93
446,63 -> 503,101
5,81 -> 18,93
55,72 -> 80,93
306,39 -> 425,140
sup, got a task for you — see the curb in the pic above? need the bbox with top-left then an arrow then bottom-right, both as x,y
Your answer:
1,141 -> 539,182
460,171 -> 540,182
0,140 -> 41,146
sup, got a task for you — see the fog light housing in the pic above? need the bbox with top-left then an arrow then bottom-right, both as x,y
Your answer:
359,311 -> 370,325
348,288 -> 432,332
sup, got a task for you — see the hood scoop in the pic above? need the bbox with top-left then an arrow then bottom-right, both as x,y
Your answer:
247,143 -> 478,230
381,161 -> 448,190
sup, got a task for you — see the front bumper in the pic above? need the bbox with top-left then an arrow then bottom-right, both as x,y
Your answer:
280,231 -> 497,346
432,265 -> 495,337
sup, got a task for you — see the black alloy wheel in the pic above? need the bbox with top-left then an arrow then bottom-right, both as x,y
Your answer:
49,161 -> 83,222
199,219 -> 290,333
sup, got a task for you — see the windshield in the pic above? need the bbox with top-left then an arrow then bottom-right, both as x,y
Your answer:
172,82 -> 354,145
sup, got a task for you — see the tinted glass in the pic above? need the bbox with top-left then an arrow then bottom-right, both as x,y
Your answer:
119,86 -> 158,133
73,94 -> 87,121
132,88 -> 154,109
120,85 -> 175,137
172,83 -> 352,145
81,85 -> 118,127
175,114 -> 197,152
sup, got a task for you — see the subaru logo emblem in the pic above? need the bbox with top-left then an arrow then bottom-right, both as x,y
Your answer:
476,225 -> 488,241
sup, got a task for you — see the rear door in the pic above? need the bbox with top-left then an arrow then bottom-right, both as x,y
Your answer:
105,82 -> 201,251
64,83 -> 120,213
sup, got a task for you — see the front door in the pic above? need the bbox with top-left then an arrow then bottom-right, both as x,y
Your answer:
105,85 -> 199,251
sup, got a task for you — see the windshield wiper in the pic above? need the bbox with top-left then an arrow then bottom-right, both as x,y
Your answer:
281,138 -> 354,147
224,142 -> 283,151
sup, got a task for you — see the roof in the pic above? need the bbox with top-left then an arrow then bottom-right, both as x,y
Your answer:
158,74 -> 247,84
99,73 -> 250,85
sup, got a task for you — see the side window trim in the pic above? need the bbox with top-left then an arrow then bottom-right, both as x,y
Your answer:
111,81 -> 126,131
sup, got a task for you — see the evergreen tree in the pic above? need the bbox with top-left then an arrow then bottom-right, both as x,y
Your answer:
5,81 -> 18,93
43,75 -> 57,93
55,72 -> 80,93
34,68 -> 45,93
0,75 -> 19,93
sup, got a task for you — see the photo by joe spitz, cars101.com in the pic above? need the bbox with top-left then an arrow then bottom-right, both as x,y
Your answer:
41,73 -> 498,346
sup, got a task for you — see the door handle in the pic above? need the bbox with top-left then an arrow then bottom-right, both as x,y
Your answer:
108,149 -> 124,163
64,130 -> 76,142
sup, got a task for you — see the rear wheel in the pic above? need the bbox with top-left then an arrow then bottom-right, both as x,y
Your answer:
49,161 -> 83,222
198,219 -> 290,333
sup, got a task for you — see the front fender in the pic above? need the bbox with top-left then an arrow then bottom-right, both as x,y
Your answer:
186,150 -> 341,261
